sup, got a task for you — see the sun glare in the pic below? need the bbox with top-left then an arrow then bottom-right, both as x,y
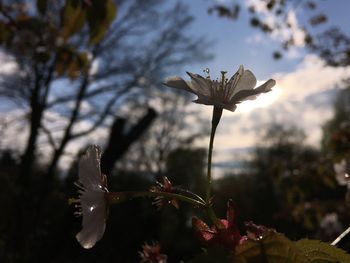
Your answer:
235,81 -> 281,114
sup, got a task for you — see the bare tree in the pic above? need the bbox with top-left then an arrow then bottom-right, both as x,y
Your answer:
0,0 -> 211,183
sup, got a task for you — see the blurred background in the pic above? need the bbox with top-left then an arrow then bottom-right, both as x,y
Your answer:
0,0 -> 350,262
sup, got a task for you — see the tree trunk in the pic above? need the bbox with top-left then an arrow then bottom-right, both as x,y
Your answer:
19,91 -> 43,186
101,108 -> 157,175
15,71 -> 45,262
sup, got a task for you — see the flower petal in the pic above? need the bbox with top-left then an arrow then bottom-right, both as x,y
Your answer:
334,159 -> 346,175
253,78 -> 276,93
76,190 -> 107,249
186,72 -> 212,97
163,76 -> 193,93
192,217 -> 214,243
162,176 -> 172,190
79,145 -> 103,191
334,159 -> 349,186
229,70 -> 257,98
229,79 -> 275,104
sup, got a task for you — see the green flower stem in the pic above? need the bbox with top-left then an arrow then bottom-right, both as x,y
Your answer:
204,106 -> 224,229
174,187 -> 206,205
107,191 -> 206,207
206,106 -> 223,203
331,226 -> 350,246
206,205 -> 225,230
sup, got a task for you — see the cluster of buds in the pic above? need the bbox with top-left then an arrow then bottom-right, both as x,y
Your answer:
192,200 -> 242,250
150,176 -> 179,210
139,242 -> 167,263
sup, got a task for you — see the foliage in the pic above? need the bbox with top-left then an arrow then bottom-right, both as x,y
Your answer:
0,0 -> 115,76
322,86 -> 350,159
189,231 -> 350,263
296,239 -> 350,262
234,231 -> 306,263
189,246 -> 231,263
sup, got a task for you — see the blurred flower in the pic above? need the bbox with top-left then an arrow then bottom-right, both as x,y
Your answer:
192,200 -> 241,250
164,66 -> 275,112
244,221 -> 270,241
319,213 -> 343,238
139,242 -> 167,263
333,159 -> 350,187
73,145 -> 108,249
150,176 -> 179,209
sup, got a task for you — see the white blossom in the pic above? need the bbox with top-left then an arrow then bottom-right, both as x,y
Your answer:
333,159 -> 350,188
164,65 -> 276,112
320,213 -> 343,237
75,145 -> 108,249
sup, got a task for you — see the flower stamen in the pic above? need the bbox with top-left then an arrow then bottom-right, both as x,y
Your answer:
203,67 -> 210,79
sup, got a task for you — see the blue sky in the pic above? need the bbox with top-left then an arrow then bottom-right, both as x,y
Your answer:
181,0 -> 299,75
180,0 -> 350,77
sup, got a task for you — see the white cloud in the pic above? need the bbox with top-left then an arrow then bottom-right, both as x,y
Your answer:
245,33 -> 265,44
245,0 -> 306,59
284,47 -> 303,59
276,55 -> 350,101
214,0 -> 231,3
0,51 -> 18,75
285,10 -> 305,47
245,0 -> 268,13
0,109 -> 28,153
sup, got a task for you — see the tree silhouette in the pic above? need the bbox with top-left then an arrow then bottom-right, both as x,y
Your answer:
0,1 -> 211,261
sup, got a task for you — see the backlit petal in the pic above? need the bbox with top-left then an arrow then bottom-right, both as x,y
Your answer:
76,190 -> 106,249
164,76 -> 193,93
229,79 -> 275,104
79,145 -> 103,191
187,72 -> 212,97
230,70 -> 257,97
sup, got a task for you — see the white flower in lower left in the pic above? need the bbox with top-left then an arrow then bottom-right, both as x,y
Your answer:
334,159 -> 349,187
74,145 -> 108,249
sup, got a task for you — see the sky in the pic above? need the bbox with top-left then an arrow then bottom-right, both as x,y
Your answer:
184,0 -> 350,76
1,0 -> 350,174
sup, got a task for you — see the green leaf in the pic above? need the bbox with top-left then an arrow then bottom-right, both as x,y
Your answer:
234,231 -> 307,263
296,239 -> 350,263
67,59 -> 80,79
76,52 -> 89,73
188,246 -> 232,263
55,47 -> 74,76
36,0 -> 47,15
55,47 -> 89,78
87,0 -> 117,44
67,52 -> 89,79
61,0 -> 86,40
0,22 -> 13,46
